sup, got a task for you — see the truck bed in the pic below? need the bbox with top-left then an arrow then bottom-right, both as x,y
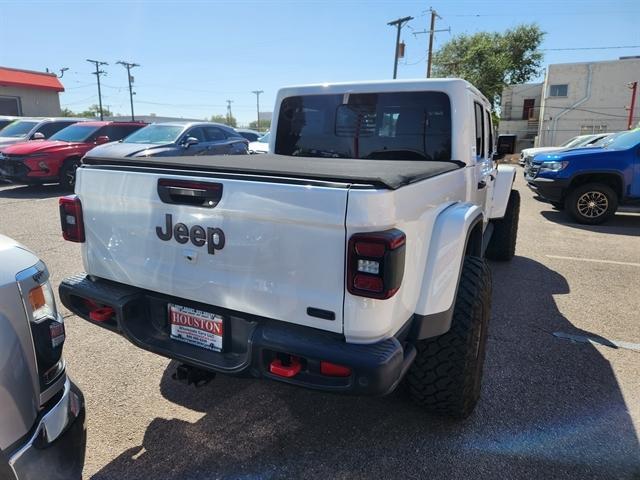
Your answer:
82,153 -> 463,190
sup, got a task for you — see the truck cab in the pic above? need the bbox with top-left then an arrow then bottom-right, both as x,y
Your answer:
526,129 -> 640,224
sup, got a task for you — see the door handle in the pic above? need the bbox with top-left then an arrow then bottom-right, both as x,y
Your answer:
157,179 -> 223,208
478,181 -> 487,189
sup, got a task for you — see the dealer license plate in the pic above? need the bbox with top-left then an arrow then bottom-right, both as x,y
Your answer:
168,304 -> 223,352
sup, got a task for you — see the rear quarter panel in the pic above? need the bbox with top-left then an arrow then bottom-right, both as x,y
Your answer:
344,168 -> 468,342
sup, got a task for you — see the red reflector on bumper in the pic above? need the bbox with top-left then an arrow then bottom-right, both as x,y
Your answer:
320,361 -> 352,377
269,357 -> 302,378
354,241 -> 385,258
89,306 -> 115,323
353,274 -> 383,292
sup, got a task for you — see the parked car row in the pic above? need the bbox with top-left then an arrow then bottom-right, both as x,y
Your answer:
0,117 -> 89,149
0,118 -> 255,189
518,132 -> 611,166
90,122 -> 249,160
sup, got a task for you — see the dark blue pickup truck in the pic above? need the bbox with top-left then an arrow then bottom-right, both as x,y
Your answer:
525,129 -> 640,224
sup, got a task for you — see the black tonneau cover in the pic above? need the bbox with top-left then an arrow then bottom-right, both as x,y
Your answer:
82,153 -> 463,190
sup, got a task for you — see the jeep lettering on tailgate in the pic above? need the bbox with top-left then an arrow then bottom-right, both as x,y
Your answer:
156,213 -> 225,254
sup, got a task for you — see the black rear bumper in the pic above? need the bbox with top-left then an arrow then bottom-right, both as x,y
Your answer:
59,274 -> 415,396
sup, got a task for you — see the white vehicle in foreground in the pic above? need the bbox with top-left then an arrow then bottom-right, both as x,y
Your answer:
0,235 -> 85,479
519,133 -> 609,166
59,79 -> 519,418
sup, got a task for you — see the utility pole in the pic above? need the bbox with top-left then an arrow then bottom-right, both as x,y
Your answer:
627,81 -> 638,130
252,90 -> 263,130
116,61 -> 140,121
426,8 -> 440,78
226,100 -> 234,125
387,16 -> 413,79
86,59 -> 108,120
412,8 -> 449,78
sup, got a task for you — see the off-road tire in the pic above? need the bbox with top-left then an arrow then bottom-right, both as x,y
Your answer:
485,189 -> 520,261
565,183 -> 617,225
60,158 -> 81,191
405,256 -> 492,418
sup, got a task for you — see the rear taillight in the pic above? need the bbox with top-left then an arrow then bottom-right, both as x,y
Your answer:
347,229 -> 406,299
59,195 -> 85,242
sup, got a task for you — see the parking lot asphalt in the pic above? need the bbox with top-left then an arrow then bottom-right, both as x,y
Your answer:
0,171 -> 639,480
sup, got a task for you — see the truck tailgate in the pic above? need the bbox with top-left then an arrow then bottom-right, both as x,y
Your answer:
76,167 -> 348,333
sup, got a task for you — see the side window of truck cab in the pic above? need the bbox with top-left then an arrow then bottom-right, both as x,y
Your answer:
486,110 -> 494,159
474,102 -> 486,159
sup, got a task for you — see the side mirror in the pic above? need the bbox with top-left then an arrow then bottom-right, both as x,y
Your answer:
32,132 -> 45,140
183,136 -> 199,148
95,135 -> 110,145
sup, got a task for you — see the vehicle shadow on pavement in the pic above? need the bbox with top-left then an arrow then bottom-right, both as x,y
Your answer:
91,256 -> 640,480
0,183 -> 65,200
540,210 -> 640,236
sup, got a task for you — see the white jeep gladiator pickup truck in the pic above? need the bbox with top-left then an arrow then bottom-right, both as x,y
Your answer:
59,79 -> 519,418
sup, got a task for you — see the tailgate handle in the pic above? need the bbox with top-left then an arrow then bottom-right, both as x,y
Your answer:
158,179 -> 223,208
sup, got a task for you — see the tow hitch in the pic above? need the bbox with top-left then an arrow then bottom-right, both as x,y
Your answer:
172,363 -> 216,387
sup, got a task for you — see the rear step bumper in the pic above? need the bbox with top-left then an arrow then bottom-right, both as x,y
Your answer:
59,274 -> 416,396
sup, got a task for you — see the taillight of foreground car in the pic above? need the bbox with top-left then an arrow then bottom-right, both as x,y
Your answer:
25,281 -> 66,389
347,229 -> 406,299
59,195 -> 85,242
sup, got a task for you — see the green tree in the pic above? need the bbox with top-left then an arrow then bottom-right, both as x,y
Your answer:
249,119 -> 270,131
78,104 -> 113,118
432,24 -> 544,108
210,114 -> 237,127
60,107 -> 78,117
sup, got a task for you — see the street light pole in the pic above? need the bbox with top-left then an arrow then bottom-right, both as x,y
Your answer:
252,90 -> 263,130
116,61 -> 140,121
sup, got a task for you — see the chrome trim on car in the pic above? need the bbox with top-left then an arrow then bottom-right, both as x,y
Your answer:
8,377 -> 80,473
39,357 -> 66,406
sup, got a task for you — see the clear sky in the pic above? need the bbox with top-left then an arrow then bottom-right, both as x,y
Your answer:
1,0 -> 639,126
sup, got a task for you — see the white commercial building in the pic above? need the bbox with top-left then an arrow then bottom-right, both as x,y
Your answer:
499,57 -> 640,150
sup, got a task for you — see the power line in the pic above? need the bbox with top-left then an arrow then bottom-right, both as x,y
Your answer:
542,45 -> 640,51
444,10 -> 640,17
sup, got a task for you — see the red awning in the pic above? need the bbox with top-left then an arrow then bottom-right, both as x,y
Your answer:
0,67 -> 64,92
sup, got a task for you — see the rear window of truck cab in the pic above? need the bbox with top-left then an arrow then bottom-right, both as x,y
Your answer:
275,92 -> 451,161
